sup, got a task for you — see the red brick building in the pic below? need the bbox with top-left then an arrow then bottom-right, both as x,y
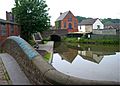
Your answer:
0,12 -> 20,42
55,11 -> 78,32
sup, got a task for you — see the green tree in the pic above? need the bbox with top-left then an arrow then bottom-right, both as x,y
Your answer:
76,16 -> 86,23
12,0 -> 50,41
101,18 -> 120,24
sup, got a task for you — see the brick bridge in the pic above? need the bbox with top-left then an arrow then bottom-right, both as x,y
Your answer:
41,29 -> 68,41
41,29 -> 90,41
41,29 -> 68,39
41,29 -> 89,41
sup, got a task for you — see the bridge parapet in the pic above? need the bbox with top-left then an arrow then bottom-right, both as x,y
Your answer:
42,29 -> 68,38
1,36 -> 119,85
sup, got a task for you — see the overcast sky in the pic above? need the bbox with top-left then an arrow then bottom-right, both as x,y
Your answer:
0,0 -> 120,26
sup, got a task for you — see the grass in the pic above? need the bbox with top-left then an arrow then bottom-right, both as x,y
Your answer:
43,52 -> 51,62
62,36 -> 119,44
79,38 -> 119,44
62,37 -> 79,43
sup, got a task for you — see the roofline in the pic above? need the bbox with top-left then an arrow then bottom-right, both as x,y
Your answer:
79,18 -> 99,25
55,10 -> 77,22
0,19 -> 18,25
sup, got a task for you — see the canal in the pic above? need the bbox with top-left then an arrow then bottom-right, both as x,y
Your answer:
49,42 -> 120,82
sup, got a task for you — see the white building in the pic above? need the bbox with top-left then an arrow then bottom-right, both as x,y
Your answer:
78,18 -> 104,33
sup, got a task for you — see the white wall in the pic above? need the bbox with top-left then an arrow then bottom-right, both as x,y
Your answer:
78,25 -> 86,32
93,19 -> 104,29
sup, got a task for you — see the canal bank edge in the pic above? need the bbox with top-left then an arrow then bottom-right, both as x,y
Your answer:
1,36 -> 119,85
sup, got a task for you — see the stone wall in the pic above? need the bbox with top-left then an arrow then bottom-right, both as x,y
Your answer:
41,29 -> 68,38
91,34 -> 119,40
1,36 -> 119,85
93,29 -> 116,35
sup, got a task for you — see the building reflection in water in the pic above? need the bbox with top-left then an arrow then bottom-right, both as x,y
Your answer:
78,50 -> 104,64
54,42 -> 78,63
53,42 -> 118,64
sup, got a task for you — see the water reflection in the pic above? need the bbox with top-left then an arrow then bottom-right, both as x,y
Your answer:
51,42 -> 120,82
78,50 -> 104,64
53,42 -> 77,63
53,42 -> 119,64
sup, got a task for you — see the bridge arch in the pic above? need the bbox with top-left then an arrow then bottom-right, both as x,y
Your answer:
0,36 -> 118,85
50,34 -> 61,42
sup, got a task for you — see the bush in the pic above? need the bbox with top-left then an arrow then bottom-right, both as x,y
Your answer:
28,40 -> 36,46
63,37 -> 78,43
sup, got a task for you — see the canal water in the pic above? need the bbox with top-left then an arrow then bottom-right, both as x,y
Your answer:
49,42 -> 120,82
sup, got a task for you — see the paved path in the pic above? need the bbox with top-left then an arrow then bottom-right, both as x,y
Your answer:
0,53 -> 31,85
35,41 -> 54,63
36,41 -> 54,53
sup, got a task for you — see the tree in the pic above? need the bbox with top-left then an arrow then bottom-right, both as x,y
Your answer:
101,18 -> 120,24
12,0 -> 50,41
76,16 -> 86,23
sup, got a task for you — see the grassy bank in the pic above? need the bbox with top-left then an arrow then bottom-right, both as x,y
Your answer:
43,52 -> 51,62
62,36 -> 119,44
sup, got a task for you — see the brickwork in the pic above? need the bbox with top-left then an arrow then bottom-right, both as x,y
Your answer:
41,29 -> 68,38
55,11 -> 78,32
61,12 -> 78,32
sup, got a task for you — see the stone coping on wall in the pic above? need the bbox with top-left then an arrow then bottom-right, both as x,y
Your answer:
7,36 -> 39,60
1,36 -> 120,85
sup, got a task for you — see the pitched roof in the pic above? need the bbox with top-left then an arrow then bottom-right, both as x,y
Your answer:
0,18 -> 18,24
104,23 -> 120,30
56,11 -> 69,21
0,19 -> 6,23
79,18 -> 98,25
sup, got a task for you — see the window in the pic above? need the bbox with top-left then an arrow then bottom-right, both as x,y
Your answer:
97,25 -> 100,29
68,15 -> 72,22
64,22 -> 66,28
1,23 -> 6,36
79,26 -> 81,29
74,21 -> 77,28
10,24 -> 14,35
68,18 -> 72,22
68,23 -> 72,29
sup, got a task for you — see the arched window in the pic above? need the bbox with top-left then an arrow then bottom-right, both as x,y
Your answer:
68,15 -> 72,22
68,23 -> 72,29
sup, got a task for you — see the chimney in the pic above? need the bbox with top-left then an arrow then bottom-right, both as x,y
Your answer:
60,12 -> 62,15
6,11 -> 14,22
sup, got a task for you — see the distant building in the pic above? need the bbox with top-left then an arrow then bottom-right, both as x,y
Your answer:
55,10 -> 78,32
104,23 -> 120,30
78,18 -> 104,33
0,11 -> 20,42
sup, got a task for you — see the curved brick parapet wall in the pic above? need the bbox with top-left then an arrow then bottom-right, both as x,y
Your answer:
1,36 -> 119,85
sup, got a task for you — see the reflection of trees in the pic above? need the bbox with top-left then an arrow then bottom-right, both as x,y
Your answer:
54,42 -> 119,64
79,44 -> 119,53
78,44 -> 118,64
